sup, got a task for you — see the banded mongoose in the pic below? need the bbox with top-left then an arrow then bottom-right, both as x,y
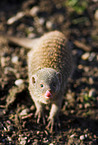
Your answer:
3,31 -> 73,131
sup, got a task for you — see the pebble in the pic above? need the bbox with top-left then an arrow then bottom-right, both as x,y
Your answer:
33,139 -> 39,145
7,12 -> 25,25
27,26 -> 34,32
58,15 -> 64,23
37,131 -> 40,135
94,10 -> 98,20
80,135 -> 85,140
20,140 -> 26,145
84,66 -> 89,72
7,136 -> 12,142
15,79 -> 24,86
66,93 -> 75,104
84,103 -> 90,108
1,56 -> 10,67
78,64 -> 83,69
70,134 -> 75,138
46,21 -> 54,30
19,109 -> 29,117
85,134 -> 88,138
89,77 -> 94,85
11,56 -> 18,64
7,124 -> 14,132
88,52 -> 96,61
30,105 -> 35,111
81,52 -> 90,60
37,27 -> 44,33
79,104 -> 83,109
39,18 -> 45,25
97,55 -> 98,61
43,138 -> 49,143
19,136 -> 27,145
30,6 -> 39,16
0,56 -> 6,67
89,89 -> 96,97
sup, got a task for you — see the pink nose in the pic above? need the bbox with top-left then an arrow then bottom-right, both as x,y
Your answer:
45,90 -> 52,98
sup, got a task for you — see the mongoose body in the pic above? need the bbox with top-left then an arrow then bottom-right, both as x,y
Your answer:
28,31 -> 73,130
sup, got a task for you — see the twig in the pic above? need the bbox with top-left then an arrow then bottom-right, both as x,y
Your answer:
73,40 -> 92,52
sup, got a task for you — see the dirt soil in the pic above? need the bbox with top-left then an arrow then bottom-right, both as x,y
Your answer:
0,0 -> 98,144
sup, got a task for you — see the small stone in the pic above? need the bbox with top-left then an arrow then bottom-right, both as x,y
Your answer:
79,104 -> 83,109
94,10 -> 98,20
97,55 -> 98,61
84,103 -> 90,108
70,134 -> 75,138
89,89 -> 96,97
18,135 -> 27,145
20,109 -> 29,117
78,64 -> 83,69
89,77 -> 94,85
30,6 -> 39,16
81,52 -> 90,60
37,131 -> 40,135
4,127 -> 7,131
30,105 -> 35,111
15,79 -> 24,86
58,15 -> 64,23
27,26 -> 34,32
88,52 -> 96,61
33,139 -> 39,145
46,21 -> 53,30
70,110 -> 75,114
20,138 -> 26,145
39,18 -> 45,25
7,136 -> 12,142
28,33 -> 36,38
84,66 -> 89,72
66,92 -> 75,104
7,12 -> 25,25
37,27 -> 43,33
85,134 -> 88,138
43,138 -> 49,143
1,57 -> 6,67
11,56 -> 18,64
80,135 -> 85,140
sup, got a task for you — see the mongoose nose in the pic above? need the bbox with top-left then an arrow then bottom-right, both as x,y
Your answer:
45,90 -> 52,98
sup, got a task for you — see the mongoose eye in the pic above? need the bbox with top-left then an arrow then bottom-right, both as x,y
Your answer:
40,83 -> 44,88
52,82 -> 56,88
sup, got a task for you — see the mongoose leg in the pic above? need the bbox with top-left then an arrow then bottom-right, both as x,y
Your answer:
34,99 -> 46,125
47,102 -> 62,132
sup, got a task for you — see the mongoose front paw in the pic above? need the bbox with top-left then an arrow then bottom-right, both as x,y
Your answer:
35,110 -> 46,125
46,117 -> 61,132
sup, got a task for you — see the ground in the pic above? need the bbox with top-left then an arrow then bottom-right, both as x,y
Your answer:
0,0 -> 98,144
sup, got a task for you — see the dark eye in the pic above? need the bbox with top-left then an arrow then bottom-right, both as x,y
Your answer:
52,83 -> 56,88
40,83 -> 44,88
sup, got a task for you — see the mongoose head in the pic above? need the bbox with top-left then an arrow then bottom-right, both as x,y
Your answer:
30,68 -> 62,104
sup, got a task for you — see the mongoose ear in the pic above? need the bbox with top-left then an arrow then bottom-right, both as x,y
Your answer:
30,75 -> 37,84
57,72 -> 62,84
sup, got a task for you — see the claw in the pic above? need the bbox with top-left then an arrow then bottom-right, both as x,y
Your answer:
35,110 -> 46,125
46,117 -> 60,132
47,118 -> 54,132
